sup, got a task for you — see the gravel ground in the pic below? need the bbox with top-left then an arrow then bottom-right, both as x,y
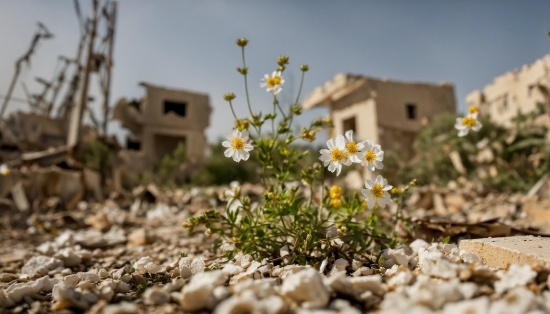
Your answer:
1,185 -> 549,313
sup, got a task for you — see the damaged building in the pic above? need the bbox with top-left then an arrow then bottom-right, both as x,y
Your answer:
302,73 -> 456,159
466,54 -> 550,127
112,83 -> 212,168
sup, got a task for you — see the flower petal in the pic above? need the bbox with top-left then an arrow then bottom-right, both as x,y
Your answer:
224,148 -> 234,158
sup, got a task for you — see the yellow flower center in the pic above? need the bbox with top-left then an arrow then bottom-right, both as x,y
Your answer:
267,76 -> 281,89
231,137 -> 245,150
462,117 -> 476,128
330,148 -> 347,162
329,186 -> 343,199
364,150 -> 376,163
468,106 -> 478,114
370,184 -> 384,199
346,141 -> 359,154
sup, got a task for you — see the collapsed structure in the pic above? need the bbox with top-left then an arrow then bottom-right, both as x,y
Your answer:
302,73 -> 456,159
112,83 -> 211,168
466,54 -> 550,127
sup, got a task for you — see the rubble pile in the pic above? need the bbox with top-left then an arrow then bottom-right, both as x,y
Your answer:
0,182 -> 549,313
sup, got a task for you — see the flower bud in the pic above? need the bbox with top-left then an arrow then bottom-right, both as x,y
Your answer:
277,55 -> 289,66
237,67 -> 248,75
223,93 -> 236,101
236,37 -> 248,47
300,64 -> 309,72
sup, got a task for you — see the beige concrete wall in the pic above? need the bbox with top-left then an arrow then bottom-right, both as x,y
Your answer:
143,84 -> 211,130
466,54 -> 550,127
370,79 -> 455,133
141,127 -> 206,162
332,98 -> 379,143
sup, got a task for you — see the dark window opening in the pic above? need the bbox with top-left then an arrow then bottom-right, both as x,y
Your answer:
343,116 -> 357,133
127,138 -> 141,150
163,100 -> 187,117
406,103 -> 417,120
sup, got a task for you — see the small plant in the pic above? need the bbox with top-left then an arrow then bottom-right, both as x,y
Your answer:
183,38 -> 404,264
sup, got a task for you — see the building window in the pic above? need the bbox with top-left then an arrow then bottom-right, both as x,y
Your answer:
127,138 -> 141,150
163,100 -> 187,117
343,116 -> 356,133
405,103 -> 417,120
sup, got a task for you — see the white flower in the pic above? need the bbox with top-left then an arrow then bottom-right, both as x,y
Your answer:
359,140 -> 384,171
260,71 -> 284,95
319,134 -> 351,176
0,164 -> 9,176
222,129 -> 254,162
361,175 -> 393,209
344,130 -> 365,163
455,113 -> 482,137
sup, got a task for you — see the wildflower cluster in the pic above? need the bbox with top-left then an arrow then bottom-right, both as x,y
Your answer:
455,105 -> 482,137
183,38 -> 396,263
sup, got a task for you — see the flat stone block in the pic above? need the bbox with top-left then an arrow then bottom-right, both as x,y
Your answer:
459,236 -> 550,269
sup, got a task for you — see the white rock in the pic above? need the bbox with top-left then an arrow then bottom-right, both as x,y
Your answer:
319,258 -> 328,274
349,275 -> 386,297
351,267 -> 373,277
54,248 -> 82,267
280,267 -> 330,309
325,272 -> 356,297
458,282 -> 478,300
144,262 -> 162,274
351,260 -> 363,271
21,256 -> 64,276
55,231 -> 75,247
233,278 -> 277,299
179,270 -> 227,312
380,292 -> 432,314
143,287 -> 170,305
460,250 -> 481,264
132,256 -> 154,275
213,293 -> 259,314
102,302 -> 138,314
330,258 -> 349,276
4,278 -> 43,303
190,258 -> 205,274
222,263 -> 244,277
387,271 -> 414,288
409,239 -> 429,255
77,271 -> 100,283
63,274 -> 80,288
99,269 -> 109,279
387,248 -> 409,266
36,241 -> 58,256
494,264 -> 537,295
236,254 -> 253,269
0,289 -> 15,308
384,265 -> 399,277
442,296 -> 489,314
489,287 -> 536,314
51,283 -> 91,310
405,275 -> 461,310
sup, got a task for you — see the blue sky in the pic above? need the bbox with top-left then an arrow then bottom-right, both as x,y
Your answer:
1,1 -> 549,144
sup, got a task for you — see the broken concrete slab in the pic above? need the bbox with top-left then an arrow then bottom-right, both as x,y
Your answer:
459,236 -> 550,269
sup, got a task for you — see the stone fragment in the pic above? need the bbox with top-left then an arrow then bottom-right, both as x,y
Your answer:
77,271 -> 101,283
132,256 -> 155,275
280,267 -> 330,309
349,275 -> 386,297
127,228 -> 148,247
0,273 -> 19,282
21,256 -> 64,276
330,258 -> 349,276
442,296 -> 489,314
409,239 -> 429,255
459,236 -> 550,269
325,272 -> 356,297
54,248 -> 82,267
222,263 -> 244,277
51,283 -> 93,310
102,302 -> 139,314
489,287 -> 536,314
143,287 -> 170,305
178,270 -> 227,312
4,278 -> 43,303
494,264 -> 536,294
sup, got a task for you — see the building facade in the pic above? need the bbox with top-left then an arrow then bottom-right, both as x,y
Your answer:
112,83 -> 211,167
466,55 -> 550,127
302,73 -> 456,159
